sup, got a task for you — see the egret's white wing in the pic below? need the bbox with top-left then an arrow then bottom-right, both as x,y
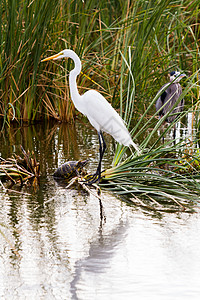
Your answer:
83,90 -> 135,147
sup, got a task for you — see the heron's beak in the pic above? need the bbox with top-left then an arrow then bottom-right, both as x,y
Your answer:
179,73 -> 186,78
41,52 -> 63,62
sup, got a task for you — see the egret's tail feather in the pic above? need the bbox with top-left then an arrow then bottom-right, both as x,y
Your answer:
109,127 -> 141,155
130,140 -> 141,155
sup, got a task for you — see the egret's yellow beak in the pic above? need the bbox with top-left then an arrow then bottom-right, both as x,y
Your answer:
41,52 -> 63,62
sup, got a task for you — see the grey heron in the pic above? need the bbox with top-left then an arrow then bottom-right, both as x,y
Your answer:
155,71 -> 186,122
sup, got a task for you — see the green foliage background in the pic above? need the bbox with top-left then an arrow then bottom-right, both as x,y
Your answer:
0,0 -> 199,122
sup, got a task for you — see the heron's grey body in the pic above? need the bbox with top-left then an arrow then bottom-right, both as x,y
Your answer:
155,71 -> 185,123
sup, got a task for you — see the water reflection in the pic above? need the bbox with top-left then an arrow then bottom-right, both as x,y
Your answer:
1,121 -> 200,299
70,218 -> 128,300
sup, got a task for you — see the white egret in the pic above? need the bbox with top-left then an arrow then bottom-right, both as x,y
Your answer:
42,49 -> 139,183
156,71 -> 186,123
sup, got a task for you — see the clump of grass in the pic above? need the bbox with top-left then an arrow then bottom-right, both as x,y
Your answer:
101,144 -> 200,212
0,146 -> 40,186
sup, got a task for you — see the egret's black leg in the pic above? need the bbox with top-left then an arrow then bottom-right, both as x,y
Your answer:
95,131 -> 106,181
86,131 -> 106,184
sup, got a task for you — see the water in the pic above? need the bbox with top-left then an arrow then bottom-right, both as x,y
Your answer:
0,120 -> 200,300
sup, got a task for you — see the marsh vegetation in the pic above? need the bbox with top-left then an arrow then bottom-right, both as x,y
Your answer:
0,0 -> 200,210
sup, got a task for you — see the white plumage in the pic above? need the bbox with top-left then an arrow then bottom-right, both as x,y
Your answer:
42,49 -> 139,183
81,90 -> 133,147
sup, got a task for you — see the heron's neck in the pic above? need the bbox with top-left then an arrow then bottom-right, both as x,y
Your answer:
69,53 -> 82,110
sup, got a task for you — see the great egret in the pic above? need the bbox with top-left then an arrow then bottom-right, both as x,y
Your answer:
155,71 -> 186,123
42,49 -> 139,183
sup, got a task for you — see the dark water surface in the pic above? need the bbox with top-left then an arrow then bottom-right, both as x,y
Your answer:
0,120 -> 200,300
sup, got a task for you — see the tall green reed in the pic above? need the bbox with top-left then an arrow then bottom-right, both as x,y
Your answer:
0,0 -> 59,121
0,0 -> 199,124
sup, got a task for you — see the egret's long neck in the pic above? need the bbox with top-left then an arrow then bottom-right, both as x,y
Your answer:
68,52 -> 82,110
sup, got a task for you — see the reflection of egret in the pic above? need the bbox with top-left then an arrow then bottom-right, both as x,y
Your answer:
42,49 -> 139,183
69,218 -> 128,299
156,71 -> 186,123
